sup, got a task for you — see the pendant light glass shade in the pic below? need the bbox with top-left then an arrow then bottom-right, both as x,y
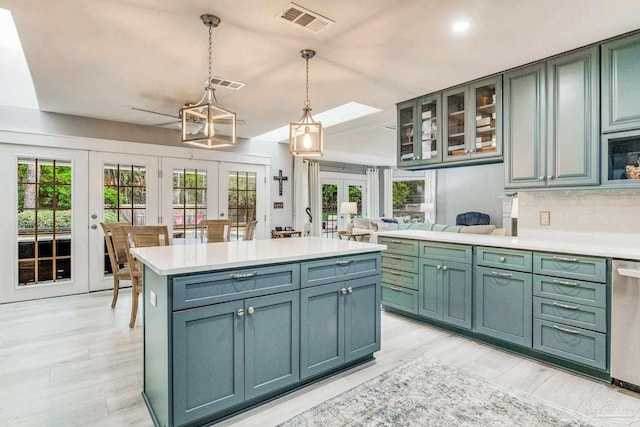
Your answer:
182,14 -> 237,149
289,49 -> 323,157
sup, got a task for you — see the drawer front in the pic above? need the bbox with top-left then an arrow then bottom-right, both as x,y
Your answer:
533,275 -> 606,308
533,297 -> 606,333
382,252 -> 419,273
173,264 -> 300,311
475,247 -> 532,273
533,253 -> 607,283
301,253 -> 381,288
533,319 -> 607,370
381,284 -> 418,314
382,268 -> 419,290
378,237 -> 419,257
419,242 -> 472,264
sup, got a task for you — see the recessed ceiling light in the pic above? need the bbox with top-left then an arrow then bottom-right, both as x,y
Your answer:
452,20 -> 470,33
254,102 -> 381,142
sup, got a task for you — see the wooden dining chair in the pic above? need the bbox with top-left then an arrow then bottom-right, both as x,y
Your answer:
199,219 -> 232,242
100,222 -> 132,309
242,220 -> 258,241
122,225 -> 170,328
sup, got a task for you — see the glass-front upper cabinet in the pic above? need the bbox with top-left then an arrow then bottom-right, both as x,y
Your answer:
418,93 -> 442,164
397,99 -> 420,166
471,76 -> 502,159
443,86 -> 469,162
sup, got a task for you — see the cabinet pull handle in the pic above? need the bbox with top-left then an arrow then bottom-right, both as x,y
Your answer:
231,272 -> 258,279
547,175 -> 554,180
442,265 -> 448,271
340,288 -> 348,295
389,270 -> 404,276
336,259 -> 354,266
538,176 -> 545,181
247,306 -> 255,315
389,255 -> 402,259
389,286 -> 402,291
436,265 -> 442,270
390,240 -> 404,243
491,271 -> 513,278
499,256 -> 506,262
552,301 -> 580,310
552,256 -> 578,263
237,309 -> 245,317
552,279 -> 578,287
347,287 -> 353,294
552,324 -> 580,334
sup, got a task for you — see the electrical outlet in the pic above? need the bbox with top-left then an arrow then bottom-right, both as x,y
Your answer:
539,211 -> 550,226
150,290 -> 157,307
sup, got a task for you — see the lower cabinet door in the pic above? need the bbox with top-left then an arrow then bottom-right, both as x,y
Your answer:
474,266 -> 533,347
244,291 -> 300,400
442,261 -> 472,329
172,300 -> 245,427
344,276 -> 381,363
381,283 -> 419,314
419,258 -> 443,320
300,282 -> 345,379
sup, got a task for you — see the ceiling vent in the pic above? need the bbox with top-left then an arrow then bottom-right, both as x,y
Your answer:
279,2 -> 334,32
209,76 -> 245,90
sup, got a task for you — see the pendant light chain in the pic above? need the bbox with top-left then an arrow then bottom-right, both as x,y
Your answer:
207,22 -> 213,87
304,56 -> 310,108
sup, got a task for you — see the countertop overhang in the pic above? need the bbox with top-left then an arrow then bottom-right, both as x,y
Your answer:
131,237 -> 387,276
376,230 -> 639,261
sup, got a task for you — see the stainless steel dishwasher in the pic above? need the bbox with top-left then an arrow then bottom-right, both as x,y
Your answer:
611,260 -> 640,391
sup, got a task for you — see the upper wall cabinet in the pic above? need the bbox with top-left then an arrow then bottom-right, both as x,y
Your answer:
444,76 -> 502,163
397,94 -> 442,168
602,32 -> 640,133
504,46 -> 599,189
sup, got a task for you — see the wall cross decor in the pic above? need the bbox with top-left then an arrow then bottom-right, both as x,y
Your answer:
273,169 -> 288,196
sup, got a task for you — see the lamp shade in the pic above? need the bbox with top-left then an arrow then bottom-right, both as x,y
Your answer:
340,202 -> 358,215
510,196 -> 519,219
181,98 -> 237,148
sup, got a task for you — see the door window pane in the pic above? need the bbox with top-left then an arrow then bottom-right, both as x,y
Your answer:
172,168 -> 207,239
322,184 -> 338,238
17,158 -> 73,286
228,171 -> 256,240
392,180 -> 427,222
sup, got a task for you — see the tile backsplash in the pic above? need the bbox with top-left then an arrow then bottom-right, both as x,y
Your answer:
517,188 -> 640,243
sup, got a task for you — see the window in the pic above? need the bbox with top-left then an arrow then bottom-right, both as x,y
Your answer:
172,168 -> 207,238
228,171 -> 256,240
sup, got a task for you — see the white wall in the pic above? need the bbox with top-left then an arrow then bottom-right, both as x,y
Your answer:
436,162 -> 504,227
517,188 -> 640,242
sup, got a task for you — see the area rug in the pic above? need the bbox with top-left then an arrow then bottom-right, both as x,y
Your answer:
278,355 -> 602,426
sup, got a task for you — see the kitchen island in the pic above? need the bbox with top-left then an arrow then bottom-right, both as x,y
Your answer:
131,237 -> 385,427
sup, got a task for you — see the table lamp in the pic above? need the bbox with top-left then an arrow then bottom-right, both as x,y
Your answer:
340,202 -> 358,228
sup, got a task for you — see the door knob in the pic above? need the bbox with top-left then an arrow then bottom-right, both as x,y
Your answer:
436,265 -> 442,270
340,288 -> 348,295
220,213 -> 225,217
91,214 -> 98,219
91,224 -> 97,230
347,287 -> 353,294
247,307 -> 255,315
442,265 -> 448,271
237,309 -> 245,317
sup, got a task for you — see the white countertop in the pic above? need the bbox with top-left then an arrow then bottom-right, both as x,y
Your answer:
130,236 -> 387,276
375,230 -> 640,261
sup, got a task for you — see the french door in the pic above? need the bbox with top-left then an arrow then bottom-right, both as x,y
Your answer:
88,152 -> 159,292
219,162 -> 268,240
160,157 -> 220,239
0,146 -> 89,303
320,174 -> 366,238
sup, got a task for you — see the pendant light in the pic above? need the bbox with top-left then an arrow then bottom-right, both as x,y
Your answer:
180,14 -> 237,149
289,49 -> 323,156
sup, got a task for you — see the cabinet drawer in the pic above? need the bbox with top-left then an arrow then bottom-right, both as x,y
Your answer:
378,237 -> 419,257
533,319 -> 606,370
533,275 -> 606,308
382,252 -> 419,273
382,268 -> 419,290
475,247 -> 532,273
381,284 -> 418,314
172,264 -> 300,310
301,253 -> 381,288
533,253 -> 607,283
420,242 -> 472,264
533,297 -> 606,333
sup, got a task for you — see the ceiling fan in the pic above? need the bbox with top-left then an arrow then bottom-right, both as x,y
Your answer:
132,106 -> 246,132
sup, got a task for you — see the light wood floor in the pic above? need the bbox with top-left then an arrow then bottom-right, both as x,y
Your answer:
1,290 -> 639,427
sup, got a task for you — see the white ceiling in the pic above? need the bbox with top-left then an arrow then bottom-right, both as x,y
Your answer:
1,0 -> 640,165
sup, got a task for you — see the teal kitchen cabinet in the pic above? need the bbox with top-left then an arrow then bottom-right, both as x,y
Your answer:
602,32 -> 640,133
418,257 -> 472,329
443,76 -> 502,164
172,291 -> 300,426
300,276 -> 381,380
504,46 -> 599,188
380,237 -> 420,314
474,266 -> 533,347
397,94 -> 443,167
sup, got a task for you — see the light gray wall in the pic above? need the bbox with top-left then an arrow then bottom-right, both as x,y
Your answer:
436,162 -> 504,227
0,105 -> 294,231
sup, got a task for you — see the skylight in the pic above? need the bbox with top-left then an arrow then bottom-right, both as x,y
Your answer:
254,102 -> 382,142
0,8 -> 39,109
